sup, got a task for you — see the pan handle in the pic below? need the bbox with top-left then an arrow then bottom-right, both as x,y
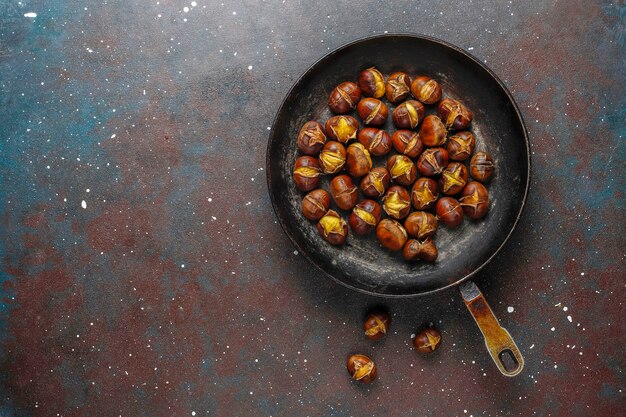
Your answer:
459,280 -> 524,377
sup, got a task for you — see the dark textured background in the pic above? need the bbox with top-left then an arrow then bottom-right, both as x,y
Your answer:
1,1 -> 624,416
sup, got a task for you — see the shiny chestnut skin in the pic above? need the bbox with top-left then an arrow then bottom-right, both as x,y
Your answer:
439,162 -> 468,195
345,143 -> 373,177
385,72 -> 411,103
357,98 -> 388,127
360,167 -> 391,198
363,311 -> 391,340
382,185 -> 411,220
329,81 -> 361,114
346,354 -> 377,384
392,130 -> 423,158
419,115 -> 447,147
357,128 -> 392,156
459,181 -> 490,219
403,238 -> 438,262
349,199 -> 382,235
325,115 -> 359,144
330,175 -> 358,211
392,100 -> 425,130
470,151 -> 495,183
301,189 -> 331,221
410,76 -> 442,104
404,211 -> 438,240
438,98 -> 473,130
446,131 -> 475,161
317,210 -> 348,245
387,155 -> 417,186
358,67 -> 385,98
411,177 -> 439,211
293,156 -> 322,191
376,218 -> 408,251
435,197 -> 464,228
318,141 -> 346,174
413,327 -> 442,352
297,121 -> 327,156
416,147 -> 449,177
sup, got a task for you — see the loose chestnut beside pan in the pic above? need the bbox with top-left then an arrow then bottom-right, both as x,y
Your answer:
266,34 -> 530,377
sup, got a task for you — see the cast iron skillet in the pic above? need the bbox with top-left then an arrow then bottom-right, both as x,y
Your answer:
266,34 -> 530,377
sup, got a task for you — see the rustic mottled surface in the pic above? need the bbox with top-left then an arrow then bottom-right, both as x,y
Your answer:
1,1 -> 624,416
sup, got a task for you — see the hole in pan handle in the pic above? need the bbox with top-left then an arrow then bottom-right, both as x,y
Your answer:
459,280 -> 525,377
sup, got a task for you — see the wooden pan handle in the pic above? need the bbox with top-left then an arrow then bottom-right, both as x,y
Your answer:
459,280 -> 524,377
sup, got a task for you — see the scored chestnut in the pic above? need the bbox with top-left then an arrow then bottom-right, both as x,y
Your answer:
419,114 -> 447,147
411,177 -> 439,211
413,327 -> 442,352
328,81 -> 361,114
416,147 -> 449,177
403,238 -> 438,262
325,115 -> 359,144
382,185 -> 411,220
363,311 -> 391,340
357,128 -> 392,156
459,181 -> 490,219
470,151 -> 495,183
392,100 -> 425,130
410,76 -> 442,104
385,71 -> 411,103
360,167 -> 391,198
301,189 -> 331,221
435,197 -> 464,228
330,174 -> 358,211
447,131 -> 475,161
439,162 -> 469,195
293,156 -> 322,192
345,143 -> 373,177
357,98 -> 388,127
438,98 -> 473,130
346,354 -> 377,384
319,141 -> 346,174
404,211 -> 438,240
297,121 -> 327,156
391,130 -> 423,158
387,155 -> 417,186
358,67 -> 385,98
376,218 -> 408,251
317,209 -> 348,245
349,199 -> 382,235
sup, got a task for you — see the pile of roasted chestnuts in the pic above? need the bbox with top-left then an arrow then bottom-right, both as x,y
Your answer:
295,67 -> 495,263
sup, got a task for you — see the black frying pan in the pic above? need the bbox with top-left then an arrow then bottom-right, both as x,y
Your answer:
266,34 -> 530,376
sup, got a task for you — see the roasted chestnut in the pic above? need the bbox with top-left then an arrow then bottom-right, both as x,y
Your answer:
413,327 -> 442,352
346,354 -> 377,384
438,98 -> 472,130
325,115 -> 359,144
391,130 -> 423,158
297,121 -> 327,156
470,151 -> 495,182
345,143 -> 373,177
301,189 -> 331,221
404,211 -> 437,240
358,67 -> 385,98
410,76 -> 442,104
317,209 -> 348,245
419,115 -> 447,147
411,177 -> 439,211
386,155 -> 417,186
319,141 -> 346,174
357,98 -> 388,127
293,156 -> 322,191
435,197 -> 464,228
360,167 -> 391,198
376,218 -> 408,251
328,81 -> 361,114
446,131 -> 475,161
363,311 -> 391,340
349,199 -> 382,235
382,185 -> 411,220
459,181 -> 490,219
330,174 -> 358,210
357,128 -> 392,156
416,147 -> 449,177
403,238 -> 438,262
385,71 -> 411,103
439,162 -> 468,195
392,100 -> 425,130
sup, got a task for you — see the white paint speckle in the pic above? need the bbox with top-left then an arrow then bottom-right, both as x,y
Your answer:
293,250 -> 298,256
86,188 -> 90,193
550,327 -> 555,331
191,1 -> 197,6
191,412 -> 196,416
24,12 -> 37,18
529,344 -> 535,349
111,134 -> 116,138
183,6 -> 189,12
81,200 -> 87,209
248,65 -> 253,70
181,264 -> 185,268
563,306 -> 568,312
567,315 -> 572,323
507,306 -> 514,313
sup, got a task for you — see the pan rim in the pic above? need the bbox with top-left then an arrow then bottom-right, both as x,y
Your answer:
266,33 -> 531,298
